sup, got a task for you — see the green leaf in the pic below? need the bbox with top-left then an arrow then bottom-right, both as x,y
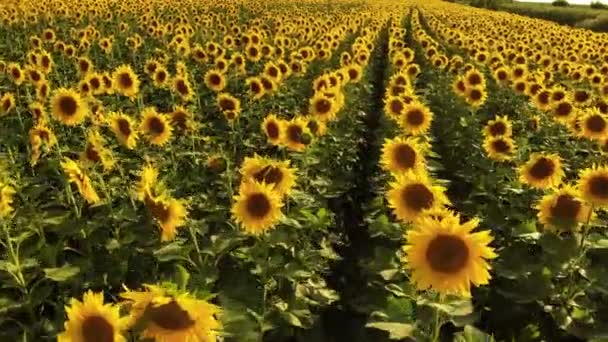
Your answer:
454,325 -> 496,342
281,312 -> 304,328
43,265 -> 80,282
175,264 -> 190,291
365,322 -> 415,340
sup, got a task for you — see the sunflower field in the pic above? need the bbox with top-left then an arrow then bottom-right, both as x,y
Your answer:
2,0 -> 608,341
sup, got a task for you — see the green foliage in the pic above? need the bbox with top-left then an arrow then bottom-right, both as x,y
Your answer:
552,0 -> 570,7
591,1 -> 608,9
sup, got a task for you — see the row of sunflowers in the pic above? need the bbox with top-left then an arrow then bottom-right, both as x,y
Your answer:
2,0 -> 608,341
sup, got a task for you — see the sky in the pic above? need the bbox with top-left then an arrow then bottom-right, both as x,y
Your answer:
515,0 -> 607,3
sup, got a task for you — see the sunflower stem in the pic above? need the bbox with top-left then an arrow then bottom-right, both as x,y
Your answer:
431,305 -> 441,342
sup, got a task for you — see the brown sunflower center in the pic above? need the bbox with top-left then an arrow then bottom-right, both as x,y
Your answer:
586,115 -> 606,133
147,300 -> 195,331
550,194 -> 581,221
402,183 -> 434,212
390,99 -> 404,114
393,144 -> 416,169
348,68 -> 359,80
467,73 -> 482,86
554,102 -> 573,117
529,157 -> 555,180
537,91 -> 550,105
172,112 -> 188,130
574,91 -> 589,103
251,81 -> 262,94
246,193 -> 271,218
315,98 -> 332,115
90,78 -> 101,90
85,145 -> 101,162
488,122 -> 506,136
148,117 -> 165,135
219,99 -> 236,111
589,175 -> 608,199
426,234 -> 470,273
118,73 -> 133,88
265,121 -> 280,139
406,109 -> 424,126
81,315 -> 114,342
552,91 -> 565,102
176,80 -> 189,95
469,89 -> 483,101
492,139 -> 510,153
254,166 -> 284,186
58,96 -> 77,116
117,118 -> 131,136
287,125 -> 302,143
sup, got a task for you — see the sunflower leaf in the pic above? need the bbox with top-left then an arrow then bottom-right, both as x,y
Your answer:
365,322 -> 415,339
43,265 -> 80,282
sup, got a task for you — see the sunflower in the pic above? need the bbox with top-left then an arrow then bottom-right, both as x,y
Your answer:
345,64 -> 363,83
8,63 -> 25,85
112,64 -> 140,99
309,92 -> 338,121
80,130 -> 114,171
29,101 -> 46,124
483,136 -> 516,162
464,68 -> 485,88
172,76 -> 194,102
384,96 -> 406,120
0,93 -> 15,115
465,87 -> 487,108
204,69 -> 226,92
144,193 -> 188,242
108,112 -> 138,149
398,101 -> 433,136
29,124 -> 57,166
170,106 -> 194,132
50,88 -> 88,126
283,117 -> 312,152
381,136 -> 426,175
120,285 -> 221,342
260,76 -> 277,94
386,171 -> 450,223
76,57 -> 93,76
403,215 -> 497,297
580,108 -> 608,140
240,155 -> 297,197
262,114 -> 285,145
537,185 -> 592,232
139,107 -> 173,146
246,77 -> 265,100
552,100 -> 575,124
148,67 -> 168,89
60,158 -> 100,204
533,89 -> 552,112
483,115 -> 512,138
26,67 -> 44,85
0,183 -> 15,218
577,165 -> 608,207
57,291 -> 127,342
518,153 -> 564,189
232,180 -> 284,234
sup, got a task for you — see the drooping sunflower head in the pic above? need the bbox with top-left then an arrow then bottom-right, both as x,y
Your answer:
240,155 -> 297,197
262,114 -> 285,145
403,215 -> 497,296
518,153 -> 564,189
0,92 -> 16,115
380,136 -> 427,175
112,64 -> 140,99
483,136 -> 516,162
232,180 -> 284,235
580,108 -> 608,140
139,107 -> 173,146
120,285 -> 221,341
50,88 -> 88,126
81,130 -> 114,171
246,77 -> 265,100
144,194 -> 188,242
172,76 -> 194,102
398,101 -> 433,136
577,164 -> 608,207
57,290 -> 128,342
283,117 -> 312,152
483,115 -> 512,138
386,171 -> 450,223
204,69 -> 226,92
108,112 -> 138,149
536,184 -> 592,232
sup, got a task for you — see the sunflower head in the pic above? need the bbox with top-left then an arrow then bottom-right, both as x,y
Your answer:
537,185 -> 592,232
465,87 -> 487,108
387,171 -> 450,223
283,117 -> 312,152
381,136 -> 426,175
398,101 -> 433,136
109,112 -> 138,149
309,92 -> 338,121
483,136 -> 516,162
232,181 -> 284,234
50,88 -> 87,126
204,69 -> 226,92
240,155 -> 297,197
403,215 -> 497,296
173,76 -> 194,102
578,165 -> 608,207
112,64 -> 140,99
519,153 -> 564,189
262,114 -> 285,145
139,107 -> 173,146
581,108 -> 608,140
246,77 -> 265,100
483,115 -> 512,138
